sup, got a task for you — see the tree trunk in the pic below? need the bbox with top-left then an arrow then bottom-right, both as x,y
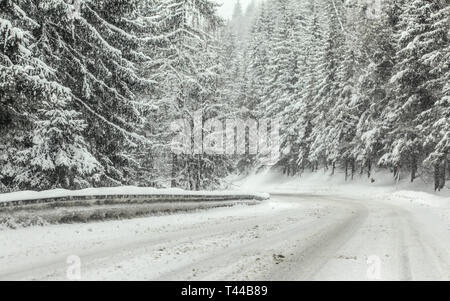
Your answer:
439,159 -> 446,190
447,157 -> 450,183
351,159 -> 355,180
367,160 -> 372,179
196,155 -> 201,191
331,162 -> 336,176
411,156 -> 417,183
171,154 -> 177,188
393,166 -> 400,182
434,163 -> 440,191
187,157 -> 194,191
345,160 -> 349,181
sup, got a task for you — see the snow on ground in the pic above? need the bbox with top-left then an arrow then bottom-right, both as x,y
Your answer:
233,168 -> 450,208
0,199 -> 299,280
235,168 -> 450,233
0,186 -> 269,229
0,186 -> 269,203
0,169 -> 449,281
230,169 -> 450,280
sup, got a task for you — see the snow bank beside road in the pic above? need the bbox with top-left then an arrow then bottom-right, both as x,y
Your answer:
233,168 -> 450,208
0,186 -> 269,204
384,191 -> 450,209
0,187 -> 269,229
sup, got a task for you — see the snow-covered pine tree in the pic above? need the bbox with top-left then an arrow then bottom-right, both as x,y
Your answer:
308,0 -> 345,172
64,0 -> 153,185
330,0 -> 392,179
6,0 -> 155,189
244,2 -> 273,117
243,0 -> 259,35
417,1 -> 449,190
220,17 -> 245,110
230,2 -> 273,173
351,2 -> 397,179
15,94 -> 103,189
144,0 -> 228,190
266,0 -> 306,175
1,0 -> 101,190
0,0 -> 51,190
380,0 -> 446,182
231,0 -> 244,38
289,0 -> 323,173
230,0 -> 258,46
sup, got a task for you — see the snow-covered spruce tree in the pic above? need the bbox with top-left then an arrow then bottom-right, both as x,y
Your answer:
261,0 -> 295,118
327,1 -> 395,180
1,0 -> 160,190
42,0 -> 153,186
326,8 -> 359,178
379,0 -> 446,183
330,0 -> 395,179
231,0 -> 245,39
1,0 -> 101,190
219,22 -> 245,112
350,3 -> 397,179
218,0 -> 271,174
268,0 -> 309,175
308,0 -> 345,172
143,0 -> 229,190
289,0 -> 323,174
229,2 -> 273,173
244,2 -> 273,118
217,30 -> 243,122
418,1 -> 450,190
16,94 -> 103,189
1,0 -> 49,191
241,0 -> 259,40
229,0 -> 258,47
112,0 -> 171,187
224,0 -> 252,111
66,0 -> 153,186
434,64 -> 450,188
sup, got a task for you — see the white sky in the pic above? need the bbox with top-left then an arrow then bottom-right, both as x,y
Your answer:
214,0 -> 260,19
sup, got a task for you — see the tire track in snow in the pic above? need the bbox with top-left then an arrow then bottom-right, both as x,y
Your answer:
154,211 -> 331,280
155,195 -> 367,281
266,197 -> 369,280
399,210 -> 450,280
394,210 -> 413,281
0,203 -> 304,280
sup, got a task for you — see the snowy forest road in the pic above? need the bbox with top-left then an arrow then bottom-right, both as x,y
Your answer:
1,193 -> 449,280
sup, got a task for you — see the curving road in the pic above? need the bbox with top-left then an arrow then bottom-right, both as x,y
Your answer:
0,193 -> 449,280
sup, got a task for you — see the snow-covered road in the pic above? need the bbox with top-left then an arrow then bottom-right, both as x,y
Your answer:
1,192 -> 450,281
